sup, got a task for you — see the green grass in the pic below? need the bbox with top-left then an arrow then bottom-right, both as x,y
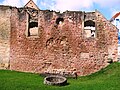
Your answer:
0,62 -> 120,90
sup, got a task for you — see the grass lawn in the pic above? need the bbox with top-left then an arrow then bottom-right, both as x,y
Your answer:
0,62 -> 120,90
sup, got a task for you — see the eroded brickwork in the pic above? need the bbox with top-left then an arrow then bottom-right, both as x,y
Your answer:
0,5 -> 117,76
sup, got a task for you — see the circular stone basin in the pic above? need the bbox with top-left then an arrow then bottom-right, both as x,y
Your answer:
44,75 -> 67,86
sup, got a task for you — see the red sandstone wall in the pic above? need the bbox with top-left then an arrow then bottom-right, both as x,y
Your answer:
10,8 -> 118,76
96,10 -> 118,62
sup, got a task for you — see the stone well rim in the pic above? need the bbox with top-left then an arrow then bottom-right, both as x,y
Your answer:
44,75 -> 67,86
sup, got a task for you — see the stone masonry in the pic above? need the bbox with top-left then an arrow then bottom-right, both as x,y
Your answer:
0,5 -> 118,76
0,6 -> 11,69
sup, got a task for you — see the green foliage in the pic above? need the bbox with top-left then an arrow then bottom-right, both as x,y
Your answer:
0,62 -> 120,90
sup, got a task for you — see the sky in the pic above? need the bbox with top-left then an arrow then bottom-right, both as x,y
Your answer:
0,0 -> 120,20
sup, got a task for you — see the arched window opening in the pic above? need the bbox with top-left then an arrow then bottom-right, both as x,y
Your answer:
29,22 -> 38,28
84,20 -> 95,27
84,20 -> 96,38
56,18 -> 64,25
28,21 -> 38,36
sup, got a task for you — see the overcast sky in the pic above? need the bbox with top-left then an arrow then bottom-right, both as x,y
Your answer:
0,0 -> 120,19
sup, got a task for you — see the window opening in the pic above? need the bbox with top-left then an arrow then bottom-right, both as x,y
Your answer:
28,21 -> 38,36
84,20 -> 96,38
56,18 -> 64,25
26,9 -> 39,37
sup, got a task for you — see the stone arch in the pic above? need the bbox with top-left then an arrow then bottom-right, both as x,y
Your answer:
84,20 -> 96,38
56,17 -> 64,25
84,20 -> 95,27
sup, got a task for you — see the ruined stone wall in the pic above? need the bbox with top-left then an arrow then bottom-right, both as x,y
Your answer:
0,6 -> 11,69
96,11 -> 118,62
9,8 -> 118,76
